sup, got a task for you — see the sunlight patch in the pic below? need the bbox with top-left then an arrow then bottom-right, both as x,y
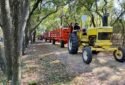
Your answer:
50,60 -> 61,64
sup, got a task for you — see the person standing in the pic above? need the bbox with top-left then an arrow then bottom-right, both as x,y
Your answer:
74,23 -> 80,30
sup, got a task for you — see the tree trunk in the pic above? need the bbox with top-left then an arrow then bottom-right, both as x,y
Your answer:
22,36 -> 25,55
33,30 -> 36,43
3,29 -> 13,80
30,32 -> 33,44
0,0 -> 14,80
0,0 -> 29,84
90,14 -> 96,27
119,20 -> 125,46
25,25 -> 30,47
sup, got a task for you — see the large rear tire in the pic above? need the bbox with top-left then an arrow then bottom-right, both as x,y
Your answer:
60,40 -> 64,48
113,47 -> 125,62
68,33 -> 79,54
82,47 -> 92,64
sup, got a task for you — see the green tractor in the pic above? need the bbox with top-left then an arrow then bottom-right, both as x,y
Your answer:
68,15 -> 125,64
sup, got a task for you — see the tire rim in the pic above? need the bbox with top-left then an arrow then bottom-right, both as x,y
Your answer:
83,50 -> 88,61
68,39 -> 72,50
115,50 -> 123,59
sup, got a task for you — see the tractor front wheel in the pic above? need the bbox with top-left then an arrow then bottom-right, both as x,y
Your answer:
113,47 -> 125,62
82,47 -> 92,64
60,40 -> 64,48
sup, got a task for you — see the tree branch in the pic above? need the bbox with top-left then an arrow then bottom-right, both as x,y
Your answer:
111,10 -> 125,25
30,7 -> 59,32
102,0 -> 108,14
27,0 -> 42,23
30,0 -> 71,32
95,1 -> 102,17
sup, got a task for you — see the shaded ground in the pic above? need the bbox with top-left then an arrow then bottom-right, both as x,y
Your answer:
21,40 -> 125,85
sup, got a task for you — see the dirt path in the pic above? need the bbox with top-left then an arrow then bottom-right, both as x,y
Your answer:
21,41 -> 125,85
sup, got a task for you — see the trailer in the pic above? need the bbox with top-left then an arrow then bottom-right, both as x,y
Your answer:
43,31 -> 54,42
50,27 -> 71,48
43,31 -> 51,42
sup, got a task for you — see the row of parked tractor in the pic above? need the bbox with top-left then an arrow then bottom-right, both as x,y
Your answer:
40,15 -> 125,64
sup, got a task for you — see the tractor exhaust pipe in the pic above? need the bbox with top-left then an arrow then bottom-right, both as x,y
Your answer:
102,13 -> 109,26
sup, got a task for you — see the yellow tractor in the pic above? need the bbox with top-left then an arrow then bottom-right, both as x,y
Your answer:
68,15 -> 125,64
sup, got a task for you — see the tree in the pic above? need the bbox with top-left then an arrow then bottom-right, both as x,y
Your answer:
25,0 -> 70,44
0,0 -> 29,84
0,0 -> 70,84
111,0 -> 125,25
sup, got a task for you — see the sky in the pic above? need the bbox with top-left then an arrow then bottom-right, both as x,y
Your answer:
114,0 -> 125,19
114,0 -> 123,9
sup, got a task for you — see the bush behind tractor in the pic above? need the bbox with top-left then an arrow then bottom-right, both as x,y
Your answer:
68,15 -> 125,64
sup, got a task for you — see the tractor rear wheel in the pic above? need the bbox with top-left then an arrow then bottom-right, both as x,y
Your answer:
113,47 -> 125,62
82,47 -> 92,64
68,33 -> 79,54
60,40 -> 64,48
52,39 -> 55,45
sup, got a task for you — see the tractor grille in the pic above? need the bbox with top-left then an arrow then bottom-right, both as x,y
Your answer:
98,32 -> 111,40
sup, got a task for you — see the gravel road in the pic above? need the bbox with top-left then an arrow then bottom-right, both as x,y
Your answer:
21,40 -> 125,85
